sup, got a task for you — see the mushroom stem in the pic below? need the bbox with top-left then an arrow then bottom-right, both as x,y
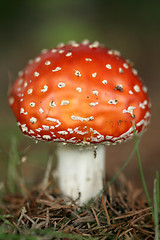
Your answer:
57,144 -> 105,205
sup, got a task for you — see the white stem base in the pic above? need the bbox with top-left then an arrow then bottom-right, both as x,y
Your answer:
57,144 -> 105,205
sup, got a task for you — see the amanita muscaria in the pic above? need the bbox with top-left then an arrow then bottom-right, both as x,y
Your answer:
9,40 -> 151,205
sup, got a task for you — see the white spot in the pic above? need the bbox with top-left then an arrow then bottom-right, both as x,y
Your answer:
59,49 -> 64,54
123,106 -> 136,117
21,124 -> 28,132
108,50 -> 113,55
61,100 -> 70,105
123,63 -> 129,69
92,72 -> 97,77
71,115 -> 94,122
132,68 -> 138,75
142,86 -> 148,93
35,57 -> 41,63
126,59 -> 131,64
90,128 -> 104,142
52,138 -> 61,142
139,100 -> 148,109
18,70 -> 23,77
75,70 -> 81,77
52,67 -> 61,72
39,108 -> 44,114
92,90 -> 98,96
89,41 -> 100,48
47,118 -> 61,128
18,93 -> 24,97
115,84 -> 123,91
134,85 -> 140,92
36,134 -> 42,138
41,85 -> 48,93
60,138 -> 65,141
17,87 -> 21,92
50,132 -> 56,137
34,71 -> 40,77
43,135 -> 51,140
28,129 -> 35,134
66,52 -> 72,57
82,39 -> 90,45
41,49 -> 48,54
18,78 -> 23,85
108,49 -> 120,56
58,131 -> 68,136
144,111 -> 151,119
119,68 -> 124,73
106,64 -> 112,69
113,50 -> 121,56
136,119 -> 145,127
66,137 -> 76,143
76,87 -> 82,93
72,42 -> 79,47
129,90 -> 133,95
57,43 -> 65,48
106,136 -> 113,140
20,98 -> 23,102
30,117 -> 37,124
119,126 -> 134,139
89,102 -> 99,107
28,59 -> 33,64
108,99 -> 118,105
49,101 -> 56,107
24,82 -> 28,87
58,82 -> 65,88
20,108 -> 27,115
35,128 -> 42,132
51,49 -> 57,53
85,58 -> 92,62
102,80 -> 107,85
45,60 -> 51,65
67,128 -> 73,133
68,40 -> 76,44
9,97 -> 14,105
29,102 -> 35,107
74,127 -> 88,136
42,125 -> 49,130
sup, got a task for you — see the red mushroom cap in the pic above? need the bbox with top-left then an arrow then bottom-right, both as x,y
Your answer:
8,40 -> 151,145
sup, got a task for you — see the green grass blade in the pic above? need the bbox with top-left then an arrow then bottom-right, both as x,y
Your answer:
153,172 -> 160,240
7,137 -> 25,194
0,214 -> 15,229
8,137 -> 20,193
0,229 -> 97,240
32,229 -> 97,239
133,125 -> 153,214
156,171 -> 159,209
0,233 -> 36,240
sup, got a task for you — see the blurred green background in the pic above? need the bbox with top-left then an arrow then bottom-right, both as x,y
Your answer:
0,0 -> 160,192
